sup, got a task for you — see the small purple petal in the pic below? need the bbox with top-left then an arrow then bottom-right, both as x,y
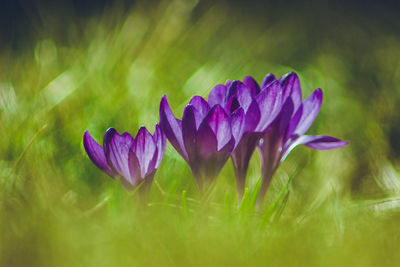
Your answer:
226,80 -> 239,101
159,95 -> 188,161
224,81 -> 253,114
208,84 -> 227,107
225,96 -> 241,114
83,130 -> 115,178
182,105 -> 198,160
277,98 -> 294,136
235,82 -> 253,111
196,121 -> 218,158
303,135 -> 349,150
189,96 -> 210,129
280,72 -> 302,111
133,127 -> 157,178
286,104 -> 303,140
243,76 -> 261,96
243,100 -> 261,133
203,105 -> 232,151
104,128 -> 134,184
292,88 -> 323,136
282,135 -> 348,162
261,73 -> 276,89
153,124 -> 166,169
128,150 -> 142,187
255,81 -> 283,132
230,108 -> 245,147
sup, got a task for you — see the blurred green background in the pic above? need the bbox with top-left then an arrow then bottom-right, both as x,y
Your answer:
1,0 -> 400,266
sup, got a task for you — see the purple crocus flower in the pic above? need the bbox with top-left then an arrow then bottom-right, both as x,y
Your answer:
256,73 -> 349,204
207,76 -> 283,199
159,95 -> 235,192
83,125 -> 165,194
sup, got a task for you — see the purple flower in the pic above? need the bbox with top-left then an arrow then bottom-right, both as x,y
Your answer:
83,125 -> 165,193
207,76 -> 283,199
159,95 -> 235,192
257,72 -> 349,204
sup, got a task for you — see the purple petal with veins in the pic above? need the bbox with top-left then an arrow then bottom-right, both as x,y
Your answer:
208,84 -> 227,107
243,76 -> 261,96
83,130 -> 116,178
104,128 -> 134,184
204,105 -> 232,151
128,150 -> 142,187
255,81 -> 283,132
291,88 -> 323,136
189,96 -> 210,129
280,72 -> 302,111
230,108 -> 245,147
159,95 -> 188,161
243,100 -> 261,133
196,120 -> 218,158
153,124 -> 166,169
133,127 -> 157,178
282,135 -> 348,162
277,98 -> 294,136
235,82 -> 253,111
261,73 -> 276,89
182,105 -> 198,159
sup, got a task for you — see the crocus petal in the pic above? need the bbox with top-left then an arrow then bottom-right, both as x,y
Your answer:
230,108 -> 245,147
208,84 -> 227,107
83,130 -> 115,178
282,135 -> 348,162
133,127 -> 157,178
261,73 -> 276,89
277,98 -> 294,136
128,150 -> 142,187
280,72 -> 302,111
243,100 -> 261,133
235,82 -> 253,111
153,124 -> 166,169
182,105 -> 198,160
226,80 -> 239,101
243,75 -> 260,96
189,96 -> 210,129
159,95 -> 188,161
225,96 -> 241,114
255,80 -> 283,132
104,128 -> 134,183
196,120 -> 218,158
285,104 -> 302,140
302,135 -> 349,150
292,88 -> 323,136
203,105 -> 232,151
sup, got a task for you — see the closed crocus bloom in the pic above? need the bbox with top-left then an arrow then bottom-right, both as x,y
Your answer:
257,73 -> 348,204
83,125 -> 165,194
159,95 -> 235,192
207,77 -> 283,199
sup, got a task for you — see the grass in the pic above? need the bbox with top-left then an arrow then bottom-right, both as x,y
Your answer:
1,0 -> 400,266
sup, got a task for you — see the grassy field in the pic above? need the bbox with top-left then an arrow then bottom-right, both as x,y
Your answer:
1,1 -> 400,266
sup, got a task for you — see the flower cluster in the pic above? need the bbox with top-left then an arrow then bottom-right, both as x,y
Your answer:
83,125 -> 165,195
83,72 -> 348,203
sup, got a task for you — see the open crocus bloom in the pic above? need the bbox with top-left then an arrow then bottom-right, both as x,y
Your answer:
83,125 -> 165,192
257,73 -> 349,204
207,76 -> 284,199
159,95 -> 235,192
